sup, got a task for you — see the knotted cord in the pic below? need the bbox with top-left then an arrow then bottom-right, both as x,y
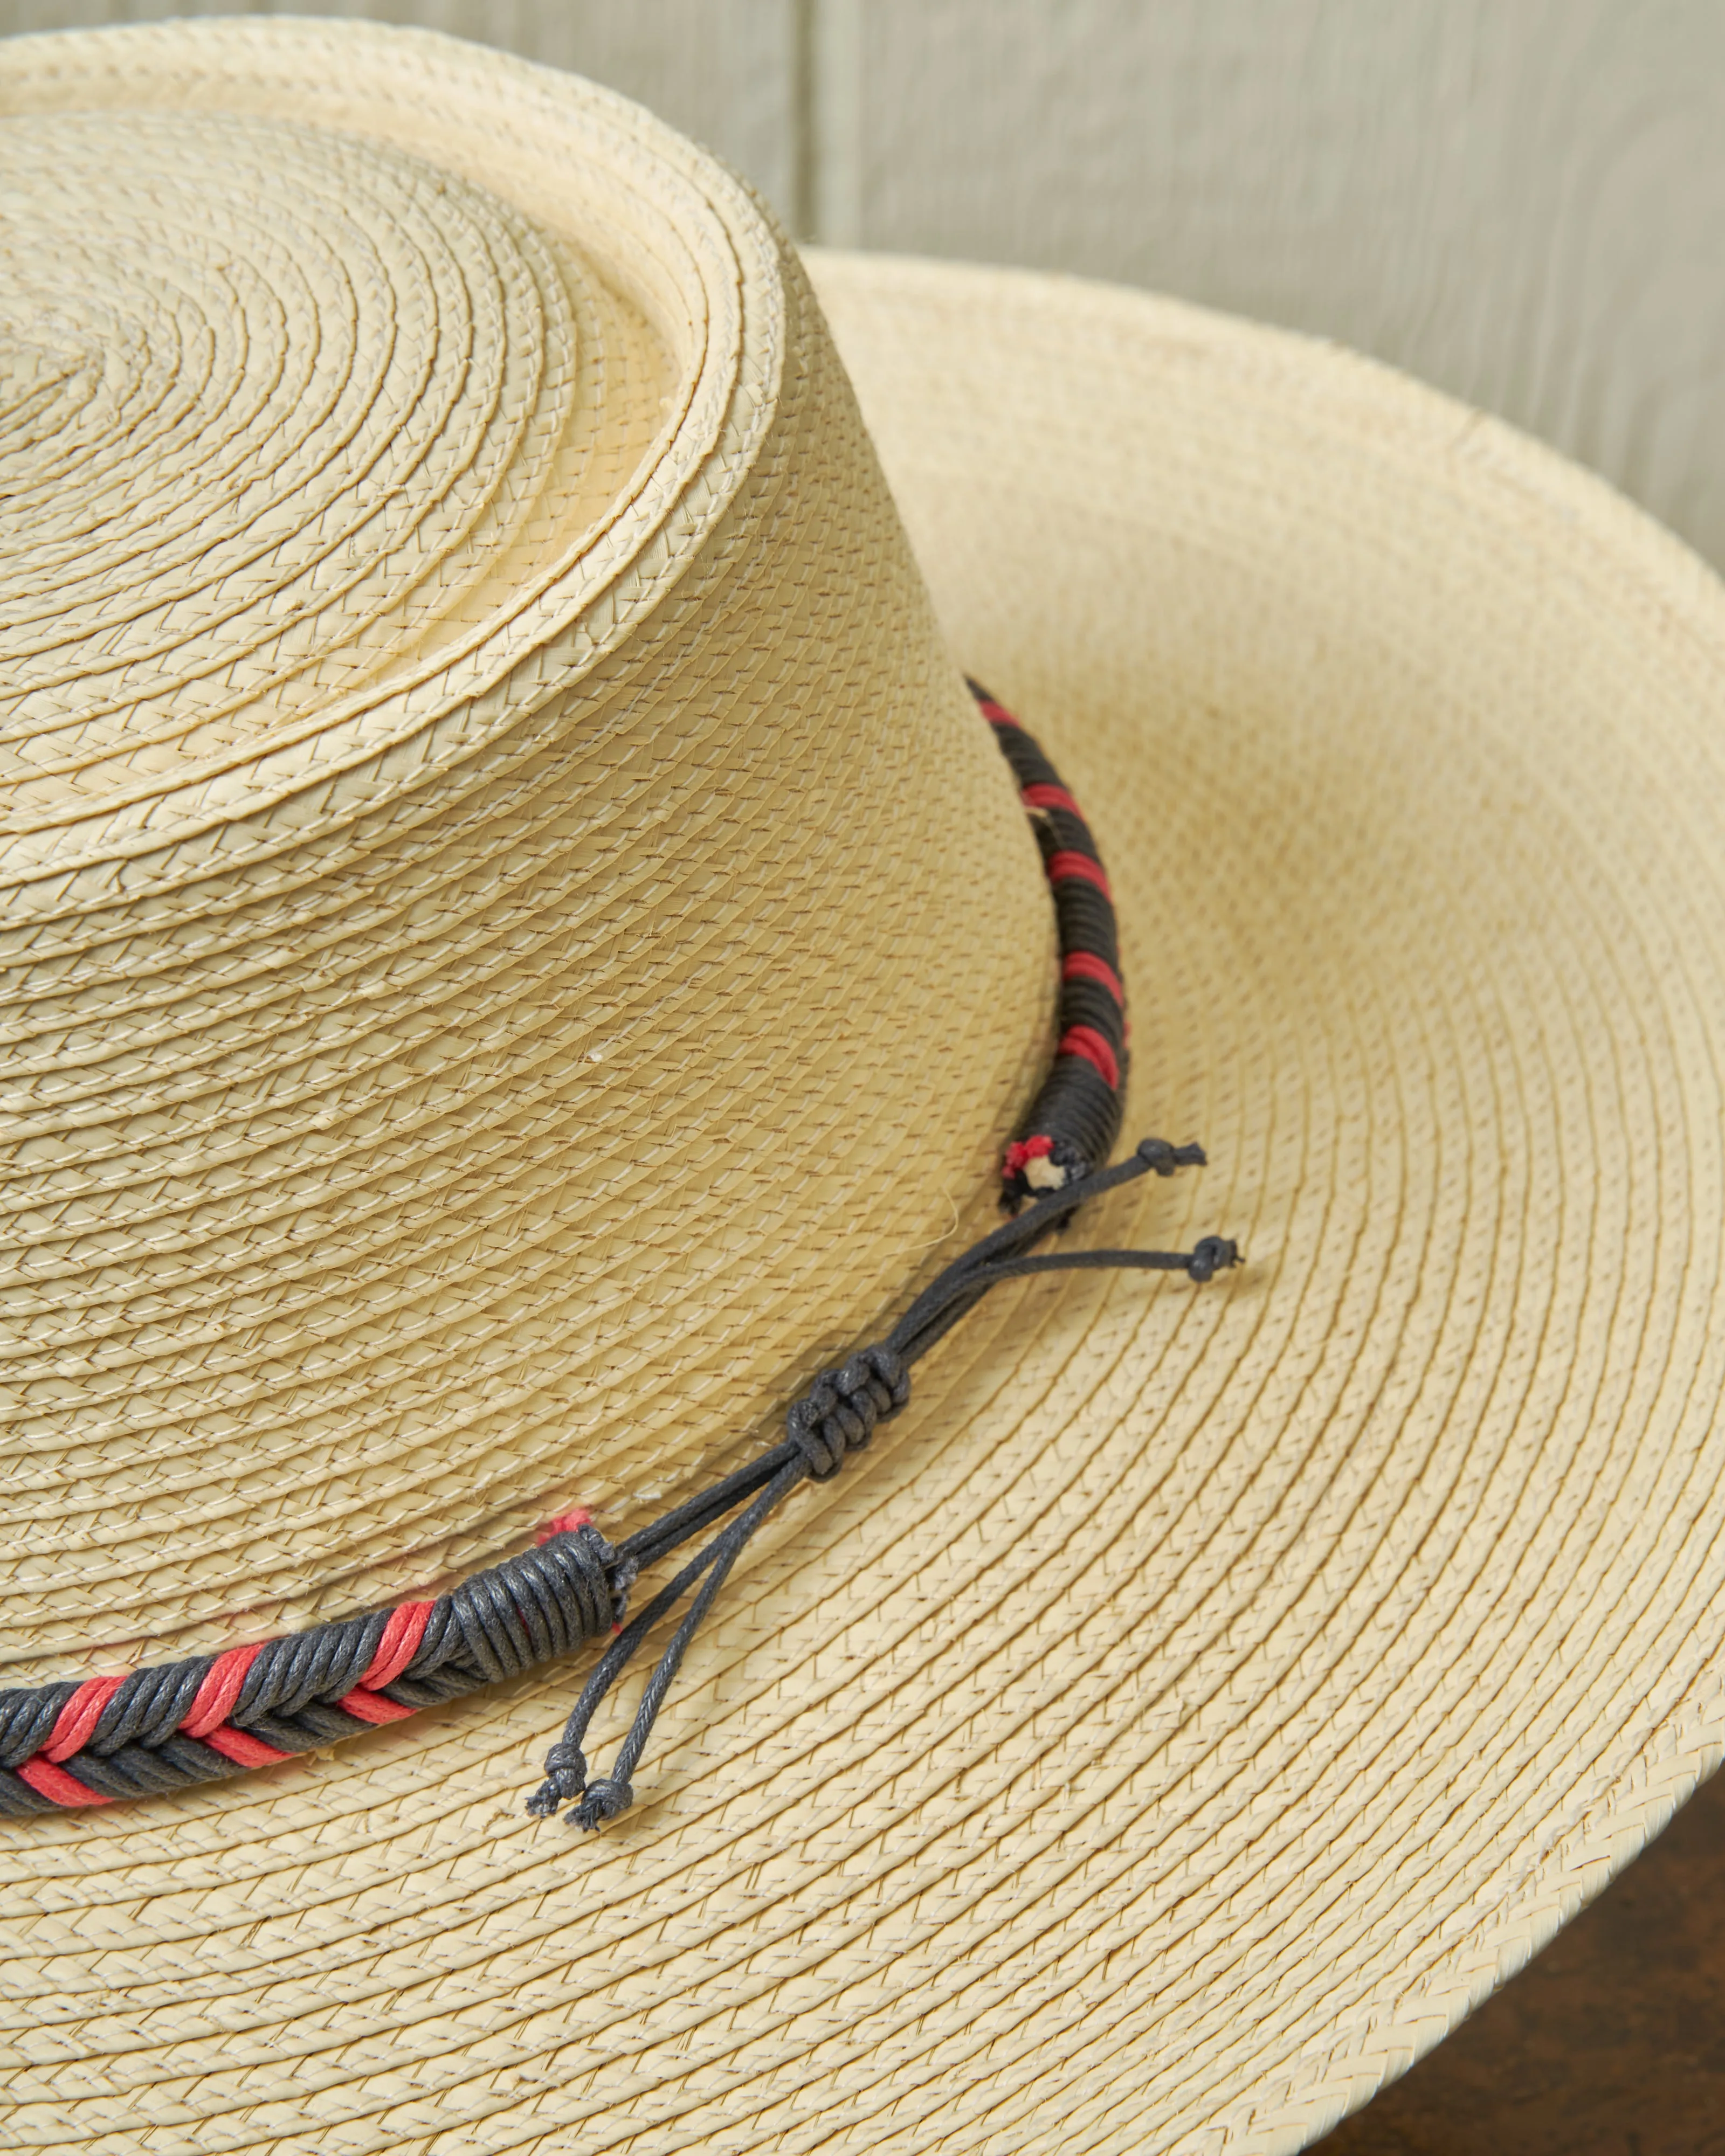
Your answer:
528,1136 -> 1236,1826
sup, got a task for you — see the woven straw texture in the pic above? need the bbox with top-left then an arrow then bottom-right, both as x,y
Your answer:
5,17 -> 1725,2156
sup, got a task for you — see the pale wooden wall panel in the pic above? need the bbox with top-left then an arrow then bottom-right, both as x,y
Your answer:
829,0 -> 1725,571
0,0 -> 803,216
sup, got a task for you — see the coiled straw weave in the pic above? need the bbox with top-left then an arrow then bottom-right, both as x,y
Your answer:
6,18 -> 1725,2156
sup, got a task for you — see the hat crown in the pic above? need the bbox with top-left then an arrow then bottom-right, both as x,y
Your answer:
0,20 -> 1053,1682
0,104 -> 676,858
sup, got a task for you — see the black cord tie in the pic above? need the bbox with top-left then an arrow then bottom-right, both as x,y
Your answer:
786,1344 -> 911,1479
528,1135 -> 1239,1827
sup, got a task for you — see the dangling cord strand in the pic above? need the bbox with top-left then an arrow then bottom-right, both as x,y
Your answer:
528,1135 -> 1237,1826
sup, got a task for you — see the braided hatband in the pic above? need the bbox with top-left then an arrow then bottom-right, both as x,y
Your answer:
0,690 -> 1233,1821
970,680 -> 1130,1203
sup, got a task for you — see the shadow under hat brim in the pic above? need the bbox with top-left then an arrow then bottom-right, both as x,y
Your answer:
8,252 -> 1725,2156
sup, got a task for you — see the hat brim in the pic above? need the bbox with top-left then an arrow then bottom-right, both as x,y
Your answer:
10,250 -> 1725,2156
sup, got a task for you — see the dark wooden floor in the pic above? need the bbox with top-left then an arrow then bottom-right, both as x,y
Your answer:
1312,1766 -> 1725,2155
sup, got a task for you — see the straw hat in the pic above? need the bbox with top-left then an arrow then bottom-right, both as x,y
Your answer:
4,14 -> 1725,2151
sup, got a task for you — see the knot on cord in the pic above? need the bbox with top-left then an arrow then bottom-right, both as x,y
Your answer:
1186,1235 -> 1239,1284
525,1741 -> 588,1819
1138,1137 -> 1208,1176
571,1775 -> 634,1830
785,1343 -> 910,1480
